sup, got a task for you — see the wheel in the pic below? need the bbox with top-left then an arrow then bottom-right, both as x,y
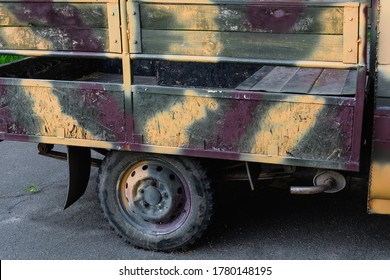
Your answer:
97,151 -> 214,251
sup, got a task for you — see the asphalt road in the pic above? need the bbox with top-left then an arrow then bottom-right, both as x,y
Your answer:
1,141 -> 390,260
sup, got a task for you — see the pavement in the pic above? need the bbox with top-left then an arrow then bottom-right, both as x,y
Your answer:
1,141 -> 390,260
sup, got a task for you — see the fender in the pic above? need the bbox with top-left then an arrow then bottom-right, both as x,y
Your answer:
65,146 -> 91,209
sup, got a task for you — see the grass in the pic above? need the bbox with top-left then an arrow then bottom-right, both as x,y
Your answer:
0,55 -> 24,64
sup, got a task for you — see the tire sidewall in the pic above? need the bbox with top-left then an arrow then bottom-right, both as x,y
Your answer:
98,151 -> 211,251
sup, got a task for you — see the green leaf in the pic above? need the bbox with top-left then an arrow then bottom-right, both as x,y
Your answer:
25,185 -> 38,193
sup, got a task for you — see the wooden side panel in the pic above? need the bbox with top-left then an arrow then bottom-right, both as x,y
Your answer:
140,4 -> 344,34
0,3 -> 108,27
0,2 -> 121,53
142,30 -> 343,61
0,27 -> 109,51
133,88 -> 355,164
0,82 -> 125,141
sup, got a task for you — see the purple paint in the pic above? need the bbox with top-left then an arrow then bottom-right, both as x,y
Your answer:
206,99 -> 261,154
14,0 -> 104,51
245,5 -> 305,33
77,87 -> 126,142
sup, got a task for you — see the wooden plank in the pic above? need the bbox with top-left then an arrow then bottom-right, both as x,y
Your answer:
0,27 -> 109,51
310,69 -> 350,95
107,3 -> 121,53
0,3 -> 108,28
280,68 -> 323,94
341,70 -> 357,95
127,1 -> 142,53
377,1 -> 390,64
251,66 -> 299,92
142,30 -> 344,62
136,0 -> 365,5
343,5 -> 359,63
235,66 -> 275,90
140,4 -> 344,34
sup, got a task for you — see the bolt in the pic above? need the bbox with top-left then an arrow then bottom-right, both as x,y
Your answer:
348,48 -> 353,53
349,17 -> 354,21
133,12 -> 137,15
134,40 -> 138,44
112,12 -> 115,16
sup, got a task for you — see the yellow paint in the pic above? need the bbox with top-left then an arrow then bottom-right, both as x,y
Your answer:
2,28 -> 53,50
164,3 -> 223,56
35,135 -> 115,149
144,90 -> 218,147
378,0 -> 390,64
369,162 -> 390,199
249,96 -> 324,156
369,199 -> 390,215
21,81 -> 95,140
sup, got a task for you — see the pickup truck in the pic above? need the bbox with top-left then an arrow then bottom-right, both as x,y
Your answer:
0,0 -> 386,252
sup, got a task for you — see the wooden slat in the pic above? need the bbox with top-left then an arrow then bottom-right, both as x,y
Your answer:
341,70 -> 358,95
235,66 -> 275,90
142,30 -> 344,62
251,66 -> 300,92
107,3 -> 121,53
343,5 -> 359,64
136,0 -> 365,4
0,3 -> 108,28
280,68 -> 323,94
0,27 -> 109,51
310,69 -> 350,95
140,4 -> 344,34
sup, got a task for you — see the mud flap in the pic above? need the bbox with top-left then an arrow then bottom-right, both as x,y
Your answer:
64,146 -> 91,209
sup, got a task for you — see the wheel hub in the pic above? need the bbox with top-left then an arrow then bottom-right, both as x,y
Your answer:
143,185 -> 162,206
120,161 -> 187,225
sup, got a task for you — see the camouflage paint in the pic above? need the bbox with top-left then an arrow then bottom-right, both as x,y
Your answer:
138,1 -> 364,64
0,0 -> 120,53
369,0 -> 390,214
0,71 -> 125,142
0,0 -> 367,173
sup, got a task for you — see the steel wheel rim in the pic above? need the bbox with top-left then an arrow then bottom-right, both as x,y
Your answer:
116,159 -> 191,235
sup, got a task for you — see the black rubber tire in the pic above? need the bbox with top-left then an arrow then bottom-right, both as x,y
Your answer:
97,151 -> 214,251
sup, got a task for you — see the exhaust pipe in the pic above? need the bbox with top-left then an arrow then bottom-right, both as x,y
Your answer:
291,170 -> 346,195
